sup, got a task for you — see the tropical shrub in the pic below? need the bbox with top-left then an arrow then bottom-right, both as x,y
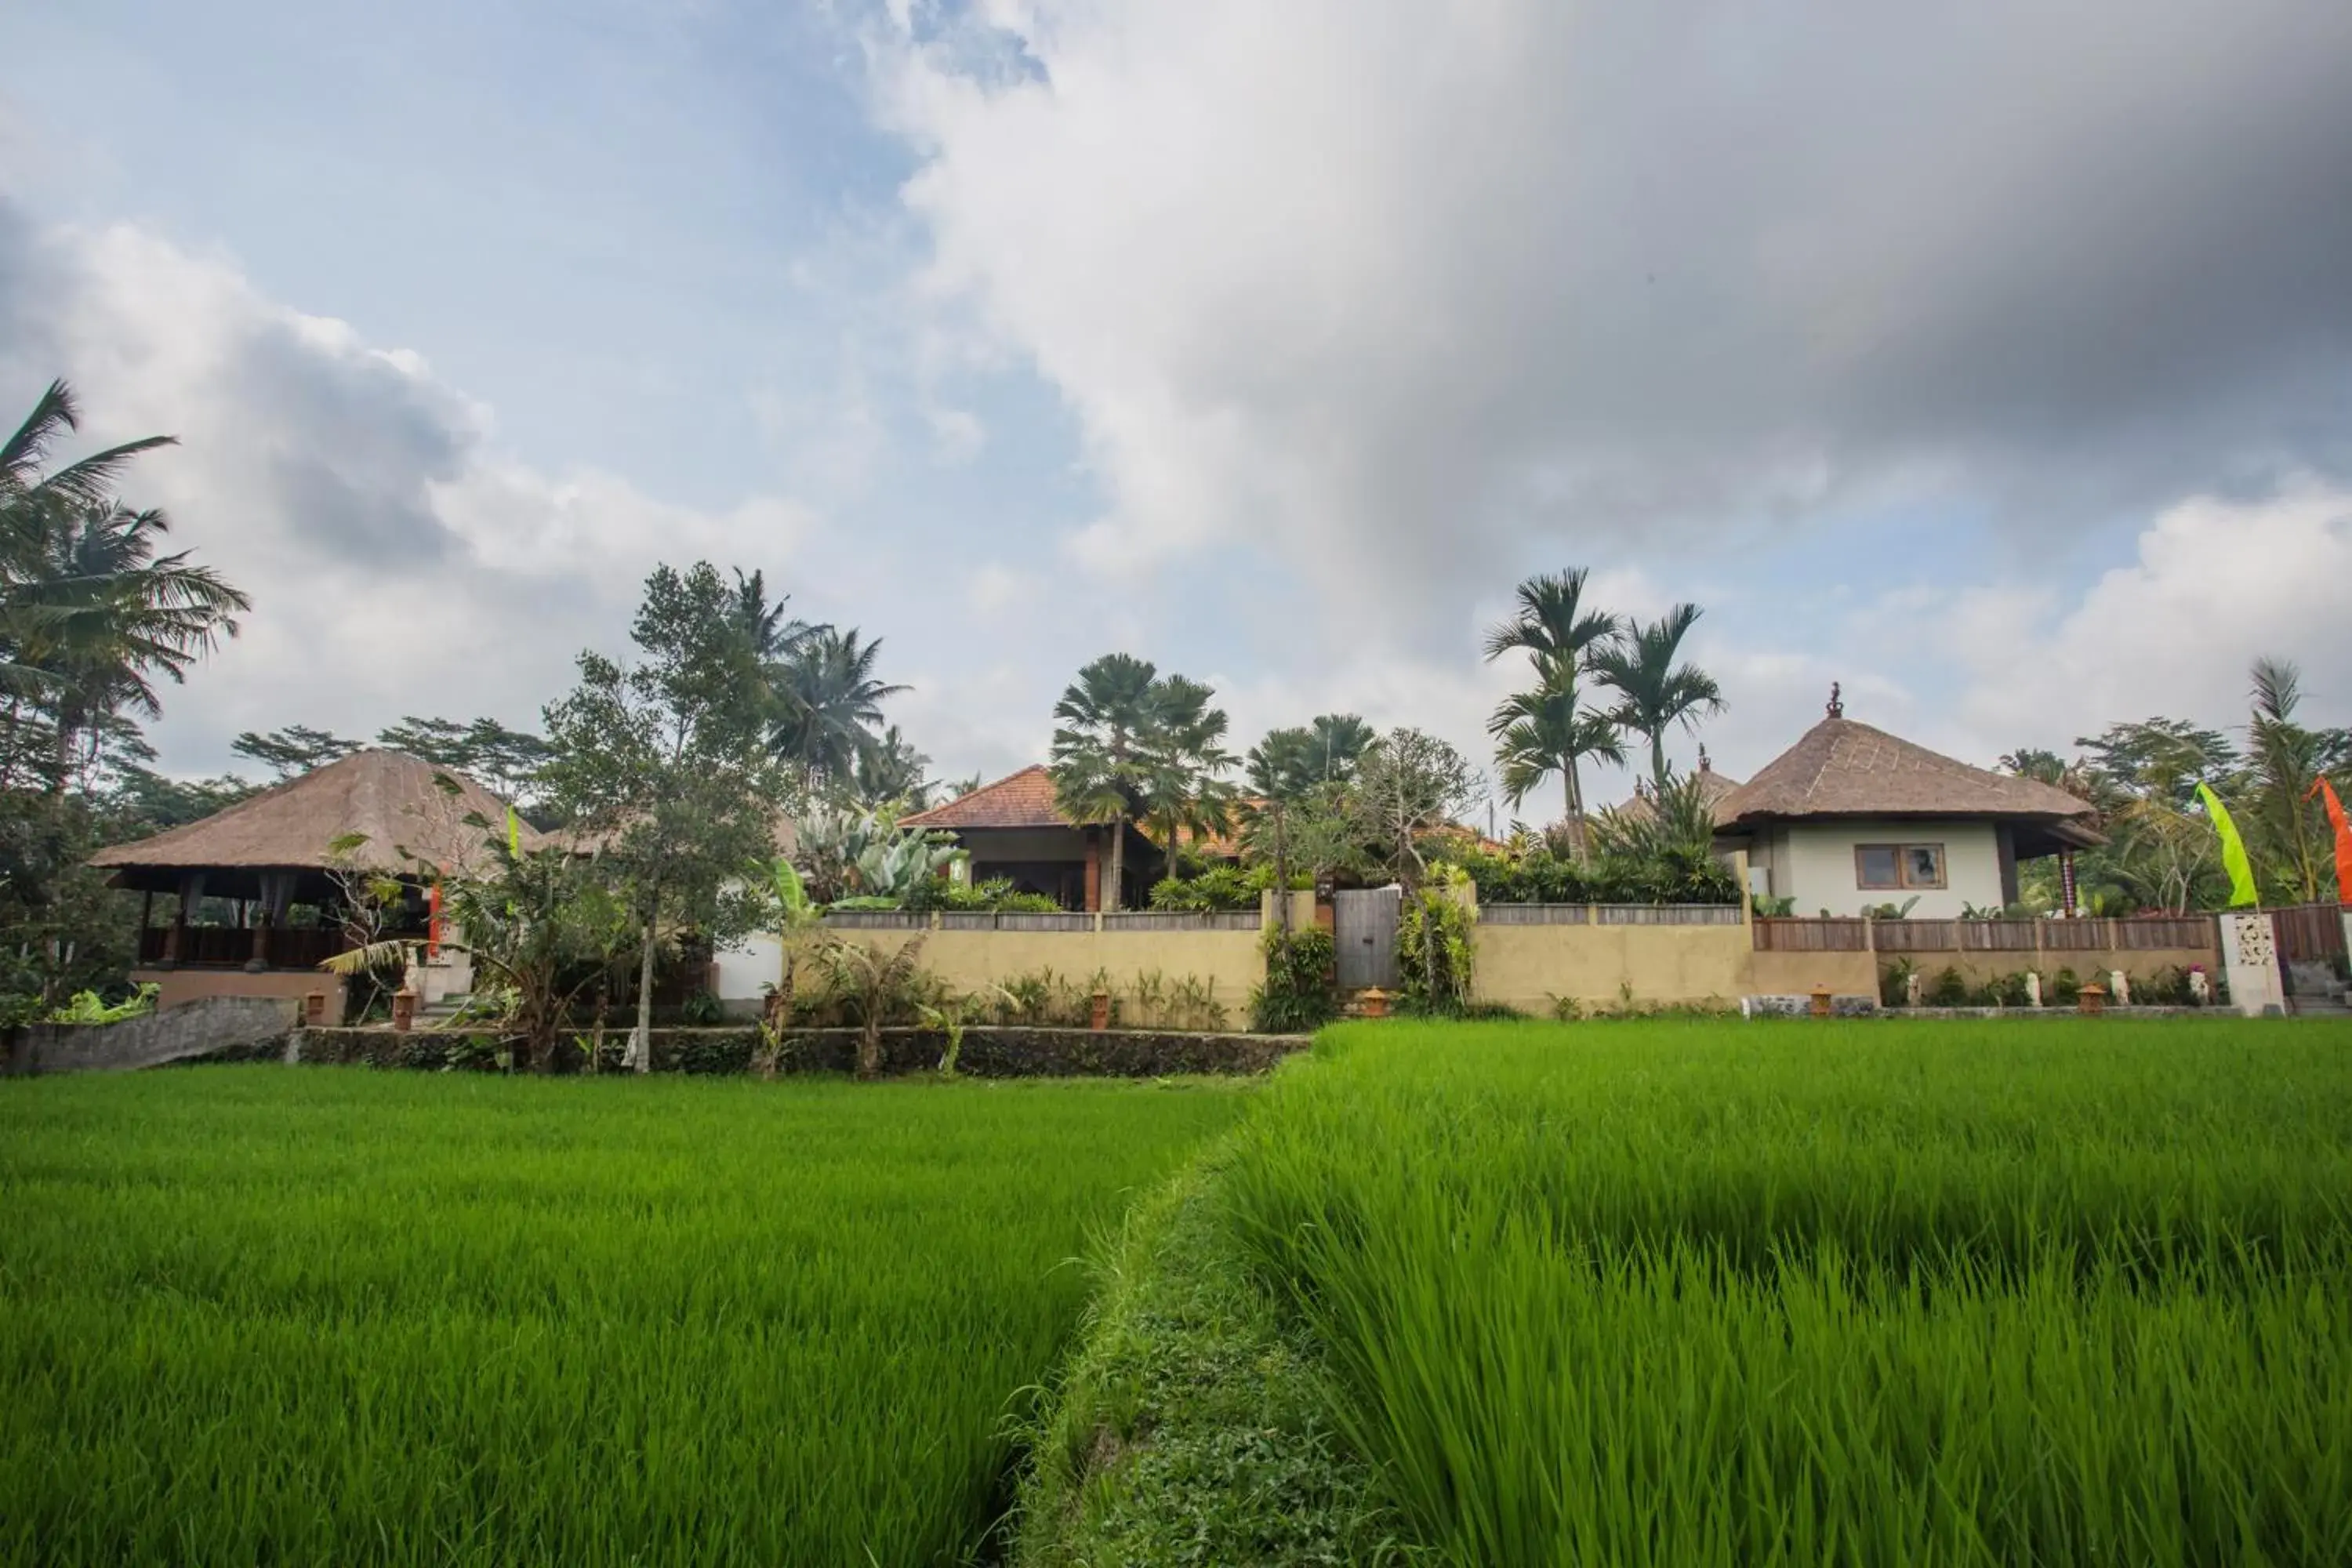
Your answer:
1926,966 -> 1971,1007
903,876 -> 1059,914
1250,927 -> 1338,1034
1397,869 -> 1476,1016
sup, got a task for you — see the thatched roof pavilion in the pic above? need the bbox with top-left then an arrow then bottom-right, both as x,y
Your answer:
89,750 -> 537,980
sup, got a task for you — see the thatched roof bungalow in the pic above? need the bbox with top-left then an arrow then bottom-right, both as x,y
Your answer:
1712,691 -> 2101,916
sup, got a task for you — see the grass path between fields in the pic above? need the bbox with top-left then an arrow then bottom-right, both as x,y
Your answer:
1024,1016 -> 2352,1568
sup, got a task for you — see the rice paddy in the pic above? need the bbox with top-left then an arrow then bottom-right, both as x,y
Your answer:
1218,1018 -> 2352,1567
0,1068 -> 1246,1566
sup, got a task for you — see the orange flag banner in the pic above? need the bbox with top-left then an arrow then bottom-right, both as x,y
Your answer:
2311,778 -> 2352,906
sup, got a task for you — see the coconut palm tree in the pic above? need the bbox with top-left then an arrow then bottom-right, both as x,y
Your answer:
1592,603 -> 1724,792
1138,675 -> 1236,890
852,724 -> 932,810
768,627 -> 906,786
2,384 -> 247,788
1483,568 -> 1622,859
1049,653 -> 1160,910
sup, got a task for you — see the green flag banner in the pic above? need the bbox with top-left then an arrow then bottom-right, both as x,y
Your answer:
2195,782 -> 2259,909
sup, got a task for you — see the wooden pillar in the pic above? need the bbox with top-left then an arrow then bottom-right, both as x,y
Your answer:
249,913 -> 273,971
1083,835 -> 1102,913
165,873 -> 200,964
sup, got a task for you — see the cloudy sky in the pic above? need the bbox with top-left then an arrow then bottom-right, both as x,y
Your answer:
6,0 -> 2350,816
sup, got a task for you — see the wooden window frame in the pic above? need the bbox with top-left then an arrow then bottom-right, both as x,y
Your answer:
1856,842 -> 1947,891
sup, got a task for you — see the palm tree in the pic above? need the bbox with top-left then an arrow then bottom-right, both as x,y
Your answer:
2,384 -> 247,788
2245,656 -> 2331,903
1483,569 -> 1622,859
1246,727 -> 1319,940
1304,712 -> 1375,783
1491,676 -> 1627,843
1592,603 -> 1724,791
731,568 -> 821,662
1049,653 -> 1160,910
853,724 -> 932,809
1138,675 -> 1236,891
768,628 -> 906,786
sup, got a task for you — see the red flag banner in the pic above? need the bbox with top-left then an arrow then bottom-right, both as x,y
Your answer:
2310,778 -> 2352,906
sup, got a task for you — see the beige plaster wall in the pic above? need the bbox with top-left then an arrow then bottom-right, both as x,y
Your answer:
135,967 -> 347,1018
1474,924 -> 1885,1011
1474,923 -> 1756,1011
1747,949 -> 1882,999
795,926 -> 1266,1013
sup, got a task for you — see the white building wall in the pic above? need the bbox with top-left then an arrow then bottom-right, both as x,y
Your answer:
1779,818 -> 2005,918
713,934 -> 782,1008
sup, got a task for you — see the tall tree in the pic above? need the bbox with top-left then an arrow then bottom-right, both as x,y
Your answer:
1482,569 -> 1623,860
1303,713 -> 1376,783
1349,727 -> 1479,888
1138,674 -> 1236,887
2243,656 -> 2335,904
1490,679 -> 1628,844
1246,726 -> 1319,939
768,627 -> 907,786
1592,603 -> 1724,790
1049,653 -> 1160,911
543,562 -> 782,1071
231,724 -> 359,780
731,568 -> 821,662
853,724 -> 932,809
375,715 -> 553,805
3,383 -> 246,789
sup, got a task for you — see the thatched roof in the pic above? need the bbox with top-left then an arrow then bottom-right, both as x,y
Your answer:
89,750 -> 537,879
1716,717 -> 2099,837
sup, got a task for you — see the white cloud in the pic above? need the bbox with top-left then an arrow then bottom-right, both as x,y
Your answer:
873,0 -> 2352,628
1949,484 -> 2352,750
1,211 -> 829,773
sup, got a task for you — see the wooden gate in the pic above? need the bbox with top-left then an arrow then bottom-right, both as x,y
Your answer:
1334,886 -> 1402,990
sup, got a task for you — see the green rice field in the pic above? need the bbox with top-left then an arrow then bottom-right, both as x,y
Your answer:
0,1069 -> 1246,1566
1220,1019 -> 2352,1567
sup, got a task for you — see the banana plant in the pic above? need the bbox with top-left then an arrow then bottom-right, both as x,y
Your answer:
752,855 -> 822,1078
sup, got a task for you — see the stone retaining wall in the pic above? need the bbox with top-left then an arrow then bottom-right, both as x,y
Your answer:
286,1024 -> 1306,1077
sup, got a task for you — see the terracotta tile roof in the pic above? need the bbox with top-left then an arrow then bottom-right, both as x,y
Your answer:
1717,717 -> 2097,825
902,765 -> 1072,829
89,750 -> 539,874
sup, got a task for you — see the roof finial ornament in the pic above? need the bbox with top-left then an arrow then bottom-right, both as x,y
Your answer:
1827,681 -> 1844,719
1697,743 -> 1711,774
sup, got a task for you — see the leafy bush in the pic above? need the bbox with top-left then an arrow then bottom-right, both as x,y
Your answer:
1879,958 -> 1918,1007
1150,864 -> 1265,913
2046,967 -> 2082,1007
1250,927 -> 1338,1034
1396,872 -> 1476,1016
1926,966 -> 1971,1007
903,876 -> 1060,914
1971,971 -> 2034,1008
1449,844 -> 1739,906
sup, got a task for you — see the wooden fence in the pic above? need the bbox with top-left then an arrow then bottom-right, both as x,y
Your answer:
824,909 -> 1261,934
1757,915 -> 2216,955
2273,903 -> 2349,964
1479,903 -> 1742,927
